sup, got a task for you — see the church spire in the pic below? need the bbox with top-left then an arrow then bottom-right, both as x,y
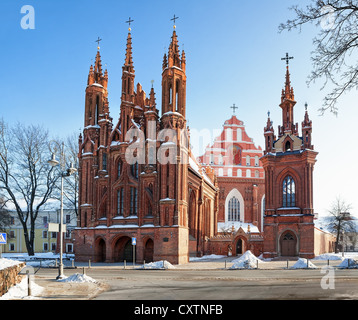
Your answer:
279,53 -> 297,137
121,19 -> 135,101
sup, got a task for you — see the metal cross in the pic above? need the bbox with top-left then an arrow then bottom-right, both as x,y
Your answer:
95,37 -> 102,47
126,17 -> 134,28
281,52 -> 294,65
231,104 -> 238,114
171,14 -> 179,25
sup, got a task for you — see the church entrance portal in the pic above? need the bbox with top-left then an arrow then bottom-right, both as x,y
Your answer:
113,236 -> 134,262
280,232 -> 297,256
95,238 -> 106,262
144,239 -> 154,262
236,238 -> 243,255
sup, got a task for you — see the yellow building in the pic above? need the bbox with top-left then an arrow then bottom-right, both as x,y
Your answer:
2,209 -> 76,254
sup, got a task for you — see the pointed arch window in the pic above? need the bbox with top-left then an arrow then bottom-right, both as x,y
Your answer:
228,197 -> 240,222
130,187 -> 138,216
283,176 -> 296,207
131,162 -> 138,179
117,188 -> 124,216
117,160 -> 122,179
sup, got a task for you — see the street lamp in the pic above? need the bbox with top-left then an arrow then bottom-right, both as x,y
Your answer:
48,143 -> 77,280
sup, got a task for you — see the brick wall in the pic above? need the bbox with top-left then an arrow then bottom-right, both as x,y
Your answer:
0,262 -> 25,297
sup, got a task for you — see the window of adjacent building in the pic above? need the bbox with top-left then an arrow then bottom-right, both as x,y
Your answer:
51,243 -> 56,251
9,231 -> 15,239
42,231 -> 48,238
130,187 -> 138,216
228,197 -> 240,222
9,243 -> 15,251
255,156 -> 259,167
43,243 -> 48,251
218,168 -> 223,176
218,154 -> 223,165
283,176 -> 296,207
228,168 -> 232,177
246,169 -> 251,178
65,214 -> 71,224
237,169 -> 242,177
246,155 -> 250,166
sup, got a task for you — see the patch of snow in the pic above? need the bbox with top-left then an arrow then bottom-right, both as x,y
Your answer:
337,257 -> 358,269
0,258 -> 23,271
189,254 -> 226,262
0,276 -> 43,300
57,273 -> 97,283
138,260 -> 176,269
230,251 -> 263,269
290,258 -> 318,269
313,253 -> 344,261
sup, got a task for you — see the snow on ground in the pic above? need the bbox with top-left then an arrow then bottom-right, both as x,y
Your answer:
313,253 -> 344,261
57,273 -> 97,283
189,254 -> 226,262
290,258 -> 318,269
0,258 -> 23,271
230,250 -> 264,269
0,276 -> 44,300
337,257 -> 358,269
137,260 -> 176,269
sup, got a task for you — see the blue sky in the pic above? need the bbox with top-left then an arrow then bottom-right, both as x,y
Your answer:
1,0 -> 357,217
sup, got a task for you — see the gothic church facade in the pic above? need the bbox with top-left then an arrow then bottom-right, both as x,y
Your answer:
74,26 -> 218,265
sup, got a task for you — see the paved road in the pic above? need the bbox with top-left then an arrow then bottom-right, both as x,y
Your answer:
34,264 -> 358,300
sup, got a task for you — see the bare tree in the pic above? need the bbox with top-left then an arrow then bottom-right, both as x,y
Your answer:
0,196 -> 11,233
0,119 -> 59,255
279,0 -> 358,115
324,197 -> 354,252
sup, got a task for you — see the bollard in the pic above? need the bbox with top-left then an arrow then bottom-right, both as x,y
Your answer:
82,267 -> 85,275
163,260 -> 165,270
225,260 -> 227,269
143,260 -> 145,269
72,259 -> 75,268
287,260 -> 289,269
307,259 -> 309,268
26,270 -> 31,297
257,260 -> 259,269
124,260 -> 126,270
88,259 -> 91,268
327,259 -> 330,266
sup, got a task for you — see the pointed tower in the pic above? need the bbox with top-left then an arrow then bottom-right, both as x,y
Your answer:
161,26 -> 187,119
120,27 -> 136,140
261,55 -> 318,259
157,21 -> 190,264
79,40 -> 112,232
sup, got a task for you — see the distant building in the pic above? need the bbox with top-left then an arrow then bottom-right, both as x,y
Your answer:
2,209 -> 76,254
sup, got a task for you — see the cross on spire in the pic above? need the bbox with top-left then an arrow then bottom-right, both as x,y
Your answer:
95,37 -> 102,50
126,17 -> 134,30
171,14 -> 179,27
231,104 -> 238,114
281,52 -> 294,66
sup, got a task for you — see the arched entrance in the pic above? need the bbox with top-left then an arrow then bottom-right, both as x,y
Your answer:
236,238 -> 243,255
113,236 -> 134,262
94,238 -> 106,262
144,239 -> 154,262
280,231 -> 297,256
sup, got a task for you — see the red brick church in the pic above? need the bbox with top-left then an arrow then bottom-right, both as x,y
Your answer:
74,23 -> 334,264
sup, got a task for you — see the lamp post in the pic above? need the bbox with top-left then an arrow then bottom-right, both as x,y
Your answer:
48,142 -> 77,280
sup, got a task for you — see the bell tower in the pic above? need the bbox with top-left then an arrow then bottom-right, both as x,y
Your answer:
161,20 -> 187,119
261,54 -> 318,259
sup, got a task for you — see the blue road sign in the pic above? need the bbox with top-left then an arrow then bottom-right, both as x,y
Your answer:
132,237 -> 136,246
0,233 -> 7,244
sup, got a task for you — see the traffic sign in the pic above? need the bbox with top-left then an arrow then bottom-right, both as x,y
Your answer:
0,233 -> 7,244
132,237 -> 136,246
